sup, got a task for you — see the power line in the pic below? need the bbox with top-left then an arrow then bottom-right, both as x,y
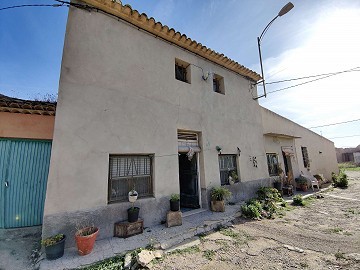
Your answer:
267,67 -> 360,94
0,3 -> 64,11
309,118 -> 360,129
266,67 -> 360,85
328,134 -> 360,139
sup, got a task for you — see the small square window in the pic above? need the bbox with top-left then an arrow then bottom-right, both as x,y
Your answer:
213,74 -> 224,94
175,58 -> 191,83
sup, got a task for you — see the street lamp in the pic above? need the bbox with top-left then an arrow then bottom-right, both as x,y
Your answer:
254,2 -> 294,100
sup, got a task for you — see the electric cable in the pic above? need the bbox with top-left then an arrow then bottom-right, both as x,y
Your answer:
328,134 -> 360,139
266,67 -> 360,85
309,118 -> 360,129
0,3 -> 64,11
267,67 -> 360,95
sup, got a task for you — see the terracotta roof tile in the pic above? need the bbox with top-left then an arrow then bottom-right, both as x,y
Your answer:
0,94 -> 56,116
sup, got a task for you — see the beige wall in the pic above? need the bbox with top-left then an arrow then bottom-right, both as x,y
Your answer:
0,112 -> 54,140
261,107 -> 338,180
44,7 -> 269,217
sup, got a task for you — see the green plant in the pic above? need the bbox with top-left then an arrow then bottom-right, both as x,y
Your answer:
210,186 -> 231,201
203,250 -> 215,260
333,171 -> 348,188
241,200 -> 262,219
256,187 -> 282,202
335,251 -> 345,260
41,234 -> 64,247
170,193 -> 180,201
292,195 -> 305,206
229,170 -> 238,181
295,176 -> 308,185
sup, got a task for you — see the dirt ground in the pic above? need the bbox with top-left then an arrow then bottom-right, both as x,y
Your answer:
149,171 -> 360,270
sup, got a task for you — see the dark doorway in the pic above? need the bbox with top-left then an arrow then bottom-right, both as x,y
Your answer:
178,153 -> 200,209
282,151 -> 293,185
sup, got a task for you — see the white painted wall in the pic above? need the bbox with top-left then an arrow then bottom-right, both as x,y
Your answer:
261,107 -> 338,180
44,7 -> 268,216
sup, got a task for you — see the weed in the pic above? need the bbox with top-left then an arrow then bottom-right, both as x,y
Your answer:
343,231 -> 353,236
77,255 -> 124,270
203,250 -> 215,260
332,171 -> 349,188
335,251 -> 345,260
328,227 -> 343,234
300,261 -> 309,268
169,245 -> 200,255
293,195 -> 305,206
219,228 -> 239,238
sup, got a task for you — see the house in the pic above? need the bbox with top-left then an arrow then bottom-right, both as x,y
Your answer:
42,0 -> 338,244
0,94 -> 55,228
336,145 -> 360,164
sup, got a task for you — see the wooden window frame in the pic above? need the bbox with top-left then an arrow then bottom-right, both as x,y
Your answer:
266,153 -> 279,176
218,154 -> 238,186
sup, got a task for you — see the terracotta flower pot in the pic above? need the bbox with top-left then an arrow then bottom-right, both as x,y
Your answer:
75,227 -> 99,256
300,184 -> 308,192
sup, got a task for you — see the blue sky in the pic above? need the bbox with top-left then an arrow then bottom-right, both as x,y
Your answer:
0,0 -> 359,148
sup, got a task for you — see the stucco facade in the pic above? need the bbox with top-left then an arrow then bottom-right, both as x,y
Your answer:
261,107 -> 338,180
42,0 -> 338,245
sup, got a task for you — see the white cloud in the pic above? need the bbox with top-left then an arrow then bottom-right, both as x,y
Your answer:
259,7 -> 360,147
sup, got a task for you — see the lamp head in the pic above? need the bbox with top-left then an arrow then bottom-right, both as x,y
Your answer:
278,2 -> 294,17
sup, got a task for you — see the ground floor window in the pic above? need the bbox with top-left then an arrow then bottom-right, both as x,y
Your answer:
266,153 -> 279,176
218,155 -> 238,185
108,155 -> 153,203
301,147 -> 310,168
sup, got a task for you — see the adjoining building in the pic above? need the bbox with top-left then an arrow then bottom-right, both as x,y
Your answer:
41,0 -> 338,245
0,94 -> 55,228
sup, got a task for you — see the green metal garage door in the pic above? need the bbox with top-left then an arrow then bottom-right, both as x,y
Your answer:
0,139 -> 51,228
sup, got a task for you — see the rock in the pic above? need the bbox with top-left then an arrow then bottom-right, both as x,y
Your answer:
345,253 -> 360,261
137,250 -> 155,267
124,253 -> 133,269
283,244 -> 304,253
154,250 -> 164,258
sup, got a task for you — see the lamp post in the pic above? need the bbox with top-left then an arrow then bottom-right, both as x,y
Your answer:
254,2 -> 294,100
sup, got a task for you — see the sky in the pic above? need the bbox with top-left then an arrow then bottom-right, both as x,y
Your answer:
0,0 -> 359,148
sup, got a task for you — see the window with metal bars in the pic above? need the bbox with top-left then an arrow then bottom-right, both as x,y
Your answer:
301,147 -> 310,168
108,155 -> 153,203
218,155 -> 238,185
266,153 -> 279,176
213,74 -> 224,94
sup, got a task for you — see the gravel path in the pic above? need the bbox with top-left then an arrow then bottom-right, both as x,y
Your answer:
149,171 -> 360,270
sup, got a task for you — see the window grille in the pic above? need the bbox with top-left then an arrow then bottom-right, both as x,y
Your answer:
266,153 -> 279,176
108,155 -> 153,203
301,147 -> 310,168
218,155 -> 238,185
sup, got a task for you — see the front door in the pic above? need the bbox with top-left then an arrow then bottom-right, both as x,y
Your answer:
0,139 -> 51,228
178,153 -> 200,209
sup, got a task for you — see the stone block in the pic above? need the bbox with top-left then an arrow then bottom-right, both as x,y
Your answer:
166,211 -> 182,228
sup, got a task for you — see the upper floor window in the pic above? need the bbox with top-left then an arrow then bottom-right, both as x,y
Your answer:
108,155 -> 153,203
266,153 -> 279,176
175,58 -> 191,83
301,147 -> 310,168
213,74 -> 224,94
218,154 -> 238,185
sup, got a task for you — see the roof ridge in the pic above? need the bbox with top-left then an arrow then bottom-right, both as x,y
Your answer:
78,0 -> 261,82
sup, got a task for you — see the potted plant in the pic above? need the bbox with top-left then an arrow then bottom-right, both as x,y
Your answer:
170,193 -> 180,211
210,186 -> 232,212
228,170 -> 239,185
273,178 -> 282,191
75,225 -> 99,256
41,233 -> 66,260
128,188 -> 140,222
295,176 -> 308,191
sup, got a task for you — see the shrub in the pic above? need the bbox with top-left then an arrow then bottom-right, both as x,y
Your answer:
295,176 -> 308,185
333,171 -> 348,188
170,193 -> 180,201
292,195 -> 305,206
256,187 -> 282,202
211,187 -> 232,201
241,203 -> 262,219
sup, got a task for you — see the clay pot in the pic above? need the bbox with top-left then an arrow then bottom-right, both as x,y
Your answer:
75,227 -> 99,256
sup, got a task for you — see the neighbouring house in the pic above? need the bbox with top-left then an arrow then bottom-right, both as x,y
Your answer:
42,0 -> 338,245
336,145 -> 360,164
0,94 -> 55,228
